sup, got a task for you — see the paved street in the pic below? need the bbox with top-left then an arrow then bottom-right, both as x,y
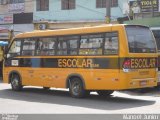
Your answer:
0,80 -> 160,114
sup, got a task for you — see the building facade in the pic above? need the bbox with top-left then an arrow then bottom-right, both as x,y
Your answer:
124,0 -> 160,26
0,0 -> 34,36
0,0 -> 129,31
33,0 -> 128,29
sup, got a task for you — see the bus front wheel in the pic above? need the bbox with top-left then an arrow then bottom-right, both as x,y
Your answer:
10,74 -> 23,91
69,77 -> 88,98
97,90 -> 114,97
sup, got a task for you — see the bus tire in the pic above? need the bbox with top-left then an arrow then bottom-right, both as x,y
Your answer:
10,74 -> 23,91
69,77 -> 88,98
97,90 -> 114,97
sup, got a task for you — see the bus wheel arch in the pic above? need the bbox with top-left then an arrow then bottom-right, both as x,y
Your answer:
9,71 -> 23,91
66,74 -> 89,98
66,74 -> 86,89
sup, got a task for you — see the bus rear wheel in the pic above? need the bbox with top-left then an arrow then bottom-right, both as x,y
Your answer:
69,77 -> 88,98
10,74 -> 23,91
97,90 -> 114,97
43,87 -> 50,90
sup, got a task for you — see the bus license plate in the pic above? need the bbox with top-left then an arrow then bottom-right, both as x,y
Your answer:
140,81 -> 147,86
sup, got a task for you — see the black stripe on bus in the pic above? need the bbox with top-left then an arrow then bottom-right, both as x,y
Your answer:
5,57 -> 157,69
5,58 -> 119,69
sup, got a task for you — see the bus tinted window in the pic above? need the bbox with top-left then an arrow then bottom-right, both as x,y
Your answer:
8,40 -> 21,58
37,37 -> 56,56
22,38 -> 36,56
152,30 -> 160,51
104,32 -> 118,55
67,36 -> 78,55
79,34 -> 103,55
126,26 -> 156,53
57,36 -> 79,55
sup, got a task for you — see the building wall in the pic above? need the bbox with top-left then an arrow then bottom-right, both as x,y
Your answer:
0,0 -> 34,36
34,0 -> 128,22
24,0 -> 34,13
0,0 -> 34,14
0,4 -> 8,14
13,24 -> 34,35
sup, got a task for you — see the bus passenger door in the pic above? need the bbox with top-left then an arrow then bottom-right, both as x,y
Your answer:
20,58 -> 45,86
20,38 -> 46,86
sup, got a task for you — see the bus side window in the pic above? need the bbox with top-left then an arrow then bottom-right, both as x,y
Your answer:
22,38 -> 36,56
79,34 -> 103,55
57,37 -> 67,55
37,41 -> 43,50
104,32 -> 118,55
7,40 -> 21,58
37,38 -> 56,56
67,36 -> 79,55
152,30 -> 160,52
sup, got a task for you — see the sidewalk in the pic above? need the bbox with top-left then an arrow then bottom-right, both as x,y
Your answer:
120,87 -> 160,97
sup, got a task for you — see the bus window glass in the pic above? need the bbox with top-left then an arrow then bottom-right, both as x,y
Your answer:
126,26 -> 156,53
7,40 -> 21,58
79,34 -> 103,55
152,30 -> 160,52
68,36 -> 79,55
68,40 -> 77,48
57,36 -> 79,55
57,38 -> 67,55
22,38 -> 36,56
104,32 -> 118,55
37,37 -> 56,55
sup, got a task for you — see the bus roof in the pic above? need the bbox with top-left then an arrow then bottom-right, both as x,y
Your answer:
15,24 -> 148,39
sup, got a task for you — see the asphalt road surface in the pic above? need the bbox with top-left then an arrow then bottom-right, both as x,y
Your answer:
0,80 -> 160,114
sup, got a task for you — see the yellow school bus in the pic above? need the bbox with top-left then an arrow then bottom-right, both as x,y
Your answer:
151,27 -> 160,86
3,24 -> 158,98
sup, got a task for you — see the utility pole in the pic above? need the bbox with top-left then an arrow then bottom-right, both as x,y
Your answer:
151,0 -> 154,17
106,0 -> 111,24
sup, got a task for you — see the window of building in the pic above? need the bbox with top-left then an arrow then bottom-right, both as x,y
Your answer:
111,0 -> 118,7
0,0 -> 7,4
79,34 -> 104,55
36,0 -> 49,11
96,0 -> 106,8
96,0 -> 118,8
61,0 -> 75,10
37,37 -> 56,56
22,38 -> 36,56
8,0 -> 24,4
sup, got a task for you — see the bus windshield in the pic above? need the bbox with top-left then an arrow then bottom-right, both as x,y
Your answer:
152,29 -> 160,52
125,25 -> 156,53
